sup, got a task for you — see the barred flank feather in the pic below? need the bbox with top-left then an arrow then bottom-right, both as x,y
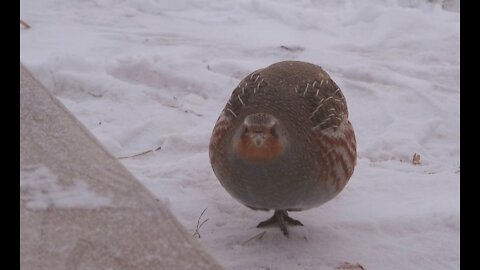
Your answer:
313,118 -> 356,193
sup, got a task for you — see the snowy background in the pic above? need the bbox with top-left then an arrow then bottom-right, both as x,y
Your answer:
20,0 -> 459,269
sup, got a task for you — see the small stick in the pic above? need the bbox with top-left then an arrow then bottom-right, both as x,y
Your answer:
193,208 -> 209,238
117,146 -> 161,159
241,231 -> 267,246
20,19 -> 31,29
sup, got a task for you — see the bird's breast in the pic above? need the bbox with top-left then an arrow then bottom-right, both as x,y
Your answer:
233,135 -> 285,164
216,140 -> 333,210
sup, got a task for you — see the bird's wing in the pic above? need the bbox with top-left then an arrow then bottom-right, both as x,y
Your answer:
305,78 -> 348,132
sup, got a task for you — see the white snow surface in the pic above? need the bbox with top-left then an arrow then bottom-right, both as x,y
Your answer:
20,0 -> 459,269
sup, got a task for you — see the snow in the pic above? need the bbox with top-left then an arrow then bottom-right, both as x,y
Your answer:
20,0 -> 459,269
20,164 -> 113,209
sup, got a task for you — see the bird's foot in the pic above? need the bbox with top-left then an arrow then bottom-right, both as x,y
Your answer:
256,210 -> 303,237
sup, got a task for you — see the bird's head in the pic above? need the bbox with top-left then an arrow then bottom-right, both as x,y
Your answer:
233,113 -> 286,163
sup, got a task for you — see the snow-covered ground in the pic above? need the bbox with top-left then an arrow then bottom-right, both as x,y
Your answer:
20,0 -> 459,269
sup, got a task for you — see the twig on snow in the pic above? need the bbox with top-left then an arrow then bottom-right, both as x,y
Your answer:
241,231 -> 267,246
193,208 -> 209,238
20,19 -> 31,29
117,146 -> 161,159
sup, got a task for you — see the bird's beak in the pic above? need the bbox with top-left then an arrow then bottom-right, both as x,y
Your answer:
251,132 -> 265,147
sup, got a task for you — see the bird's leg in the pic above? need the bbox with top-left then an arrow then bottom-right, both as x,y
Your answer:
256,210 -> 303,237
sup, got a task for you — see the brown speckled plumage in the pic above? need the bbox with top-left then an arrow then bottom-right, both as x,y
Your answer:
209,61 -> 357,236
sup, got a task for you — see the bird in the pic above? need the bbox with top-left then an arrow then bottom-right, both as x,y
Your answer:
209,61 -> 356,237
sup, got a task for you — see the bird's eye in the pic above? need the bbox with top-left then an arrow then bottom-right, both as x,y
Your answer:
270,127 -> 278,137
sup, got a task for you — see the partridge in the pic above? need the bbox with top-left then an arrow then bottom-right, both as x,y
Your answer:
209,61 -> 356,236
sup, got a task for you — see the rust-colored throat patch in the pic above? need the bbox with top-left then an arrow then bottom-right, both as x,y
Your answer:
233,120 -> 285,163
